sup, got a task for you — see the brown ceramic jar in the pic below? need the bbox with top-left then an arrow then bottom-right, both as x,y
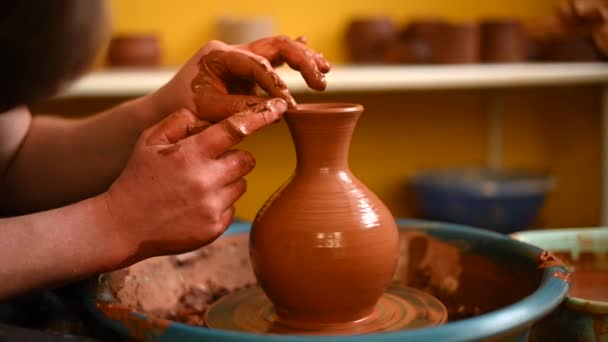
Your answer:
402,20 -> 480,64
384,39 -> 431,64
107,34 -> 161,67
434,22 -> 480,64
400,20 -> 445,64
480,20 -> 527,63
533,35 -> 602,62
344,18 -> 398,63
250,103 -> 399,326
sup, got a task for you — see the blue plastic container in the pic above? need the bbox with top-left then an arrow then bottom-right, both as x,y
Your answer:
86,219 -> 568,342
410,168 -> 555,234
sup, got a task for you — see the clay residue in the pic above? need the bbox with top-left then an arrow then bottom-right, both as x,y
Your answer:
537,251 -> 567,269
96,302 -> 171,340
553,251 -> 608,302
551,271 -> 570,282
109,234 -> 255,326
107,229 -> 541,327
186,120 -> 212,137
157,144 -> 182,156
570,270 -> 608,302
393,231 -> 462,296
393,229 -> 540,321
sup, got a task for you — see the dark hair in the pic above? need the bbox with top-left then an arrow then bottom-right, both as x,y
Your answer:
0,1 -> 109,112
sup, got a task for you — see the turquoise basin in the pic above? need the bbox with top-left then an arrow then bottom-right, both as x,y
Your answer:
86,219 -> 569,341
512,228 -> 608,342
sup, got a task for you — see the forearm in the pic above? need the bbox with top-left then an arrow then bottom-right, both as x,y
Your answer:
0,194 -> 129,299
1,94 -> 166,213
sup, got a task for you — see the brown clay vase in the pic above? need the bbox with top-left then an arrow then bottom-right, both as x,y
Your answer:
250,103 -> 400,326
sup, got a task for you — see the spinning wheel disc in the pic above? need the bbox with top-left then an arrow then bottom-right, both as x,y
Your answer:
205,285 -> 447,335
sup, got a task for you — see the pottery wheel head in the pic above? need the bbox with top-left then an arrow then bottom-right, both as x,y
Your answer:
205,285 -> 447,335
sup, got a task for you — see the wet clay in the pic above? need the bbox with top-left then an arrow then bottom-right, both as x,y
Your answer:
191,36 -> 330,121
570,271 -> 608,302
393,229 -> 540,320
250,103 -> 400,326
537,250 -> 567,269
110,234 -> 255,326
107,228 -> 541,328
205,285 -> 446,335
553,251 -> 608,302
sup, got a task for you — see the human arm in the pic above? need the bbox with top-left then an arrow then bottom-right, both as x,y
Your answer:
0,99 -> 286,299
557,0 -> 608,54
0,96 -> 167,214
0,36 -> 330,213
0,194 -> 124,298
527,0 -> 608,55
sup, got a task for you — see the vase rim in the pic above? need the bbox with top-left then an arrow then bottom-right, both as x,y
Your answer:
287,103 -> 363,115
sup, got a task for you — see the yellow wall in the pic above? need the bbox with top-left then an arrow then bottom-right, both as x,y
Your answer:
109,0 -> 560,65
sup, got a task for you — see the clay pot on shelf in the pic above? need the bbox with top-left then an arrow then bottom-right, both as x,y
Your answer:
533,35 -> 602,62
345,17 -> 398,63
480,20 -> 528,63
107,34 -> 161,67
401,20 -> 479,64
250,103 -> 400,326
399,19 -> 445,64
433,22 -> 480,64
384,39 -> 431,64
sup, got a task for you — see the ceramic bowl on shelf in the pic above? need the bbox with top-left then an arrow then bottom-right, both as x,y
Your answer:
107,34 -> 161,67
84,219 -> 568,341
512,228 -> 608,342
480,19 -> 528,63
344,17 -> 398,63
532,35 -> 602,62
409,167 -> 556,234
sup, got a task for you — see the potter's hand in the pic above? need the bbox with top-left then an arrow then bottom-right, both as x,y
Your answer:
558,0 -> 608,30
153,36 -> 330,121
102,99 -> 287,263
529,0 -> 608,55
558,0 -> 608,54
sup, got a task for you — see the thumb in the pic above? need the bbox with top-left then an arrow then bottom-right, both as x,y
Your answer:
145,108 -> 203,145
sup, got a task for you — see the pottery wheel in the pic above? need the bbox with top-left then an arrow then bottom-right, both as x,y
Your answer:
205,285 -> 447,335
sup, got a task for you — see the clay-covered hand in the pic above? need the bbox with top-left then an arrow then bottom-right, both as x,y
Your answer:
557,0 -> 608,54
154,36 -> 330,122
102,98 -> 287,265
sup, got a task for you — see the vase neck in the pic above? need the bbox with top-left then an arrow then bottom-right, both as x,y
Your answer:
286,109 -> 361,172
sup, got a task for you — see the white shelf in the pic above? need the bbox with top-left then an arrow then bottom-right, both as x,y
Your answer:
61,63 -> 608,97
